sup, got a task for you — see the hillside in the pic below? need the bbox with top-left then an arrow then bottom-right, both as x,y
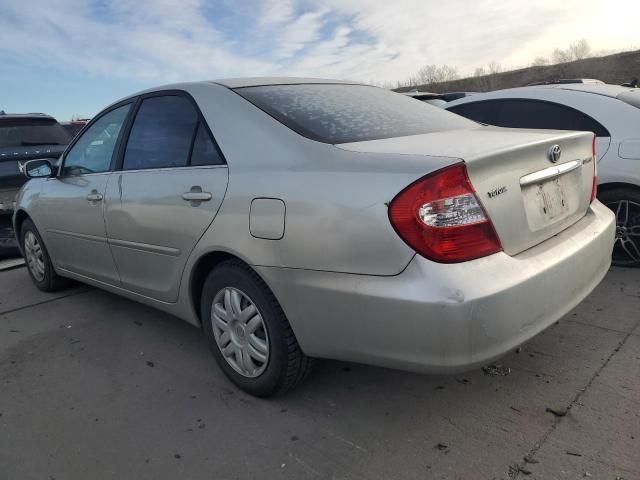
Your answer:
395,49 -> 640,93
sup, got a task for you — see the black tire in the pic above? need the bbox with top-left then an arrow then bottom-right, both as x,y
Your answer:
201,260 -> 313,397
598,187 -> 640,268
20,218 -> 70,291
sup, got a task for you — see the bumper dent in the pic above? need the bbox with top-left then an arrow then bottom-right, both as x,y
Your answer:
258,201 -> 616,373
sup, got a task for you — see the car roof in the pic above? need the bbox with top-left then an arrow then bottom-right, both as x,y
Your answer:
0,112 -> 57,121
532,83 -> 638,98
213,77 -> 362,88
482,83 -> 638,100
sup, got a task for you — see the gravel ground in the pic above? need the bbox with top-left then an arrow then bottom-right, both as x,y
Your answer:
0,266 -> 638,480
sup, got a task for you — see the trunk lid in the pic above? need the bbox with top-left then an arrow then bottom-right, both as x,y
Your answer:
338,126 -> 595,256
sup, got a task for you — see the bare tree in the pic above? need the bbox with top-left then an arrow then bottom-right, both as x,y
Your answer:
552,48 -> 572,64
552,39 -> 592,64
413,64 -> 459,86
487,61 -> 502,75
531,56 -> 549,67
568,39 -> 592,60
473,67 -> 486,77
439,65 -> 459,82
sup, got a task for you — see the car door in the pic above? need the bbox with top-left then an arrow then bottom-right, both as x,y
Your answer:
104,92 -> 228,303
34,103 -> 132,284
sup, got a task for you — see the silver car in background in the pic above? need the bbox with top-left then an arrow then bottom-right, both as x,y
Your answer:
14,78 -> 615,396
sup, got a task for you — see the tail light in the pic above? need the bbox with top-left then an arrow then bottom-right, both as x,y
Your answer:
388,163 -> 502,263
590,135 -> 597,203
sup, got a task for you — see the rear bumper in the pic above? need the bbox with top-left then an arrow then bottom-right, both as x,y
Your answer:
258,200 -> 616,373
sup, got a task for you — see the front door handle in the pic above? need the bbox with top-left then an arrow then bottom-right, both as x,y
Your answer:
86,191 -> 103,202
182,192 -> 212,202
182,186 -> 212,205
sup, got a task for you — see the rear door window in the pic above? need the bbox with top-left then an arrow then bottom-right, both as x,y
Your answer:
123,95 -> 198,170
235,84 -> 475,144
190,122 -> 225,166
449,99 -> 610,137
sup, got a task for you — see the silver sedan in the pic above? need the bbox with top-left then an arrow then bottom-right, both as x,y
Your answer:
14,78 -> 615,396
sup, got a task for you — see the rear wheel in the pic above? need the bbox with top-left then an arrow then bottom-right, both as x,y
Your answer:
200,260 -> 313,396
599,187 -> 640,268
20,218 -> 70,291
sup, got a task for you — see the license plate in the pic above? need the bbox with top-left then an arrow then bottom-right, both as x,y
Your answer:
522,172 -> 580,231
534,178 -> 569,220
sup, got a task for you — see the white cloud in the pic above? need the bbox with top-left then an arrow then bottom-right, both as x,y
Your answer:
273,8 -> 328,58
0,0 -> 639,86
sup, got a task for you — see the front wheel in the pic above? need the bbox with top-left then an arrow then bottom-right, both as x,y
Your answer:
200,260 -> 313,397
599,187 -> 640,268
20,218 -> 70,291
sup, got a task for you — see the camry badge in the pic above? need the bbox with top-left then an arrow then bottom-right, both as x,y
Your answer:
487,186 -> 507,199
548,144 -> 562,163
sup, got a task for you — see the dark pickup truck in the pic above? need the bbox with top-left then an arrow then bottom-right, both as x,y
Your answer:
0,112 -> 71,214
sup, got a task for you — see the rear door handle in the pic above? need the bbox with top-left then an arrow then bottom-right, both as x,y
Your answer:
182,192 -> 212,201
182,186 -> 212,205
86,192 -> 103,202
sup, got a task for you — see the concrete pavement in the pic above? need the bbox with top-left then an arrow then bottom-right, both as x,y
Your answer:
0,266 -> 638,479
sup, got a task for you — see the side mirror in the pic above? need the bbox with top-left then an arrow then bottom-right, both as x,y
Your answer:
22,159 -> 55,179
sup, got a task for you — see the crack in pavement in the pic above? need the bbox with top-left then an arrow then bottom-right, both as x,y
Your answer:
564,318 -> 632,335
512,312 -> 640,479
0,287 -> 93,317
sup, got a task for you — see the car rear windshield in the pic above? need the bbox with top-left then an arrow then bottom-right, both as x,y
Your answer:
234,84 -> 475,144
0,118 -> 72,148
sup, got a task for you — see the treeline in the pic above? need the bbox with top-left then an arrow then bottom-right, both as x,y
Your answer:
390,40 -> 609,90
392,41 -> 640,93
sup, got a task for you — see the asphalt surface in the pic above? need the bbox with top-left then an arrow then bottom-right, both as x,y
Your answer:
0,265 -> 638,480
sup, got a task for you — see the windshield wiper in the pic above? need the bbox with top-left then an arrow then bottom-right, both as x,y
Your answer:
20,141 -> 62,146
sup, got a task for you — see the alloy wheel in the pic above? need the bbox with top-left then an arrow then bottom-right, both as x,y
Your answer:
606,199 -> 640,265
211,287 -> 269,378
24,231 -> 46,281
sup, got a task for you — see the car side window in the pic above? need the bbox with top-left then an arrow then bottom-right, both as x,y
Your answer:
62,104 -> 131,176
450,99 -> 610,137
190,122 -> 224,166
123,95 -> 198,170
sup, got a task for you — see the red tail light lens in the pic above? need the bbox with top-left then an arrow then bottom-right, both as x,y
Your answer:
590,135 -> 597,203
388,163 -> 502,263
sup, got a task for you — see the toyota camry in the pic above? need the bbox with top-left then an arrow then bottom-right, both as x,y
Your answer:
14,78 -> 615,396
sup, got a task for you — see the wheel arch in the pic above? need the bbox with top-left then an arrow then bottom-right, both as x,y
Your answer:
189,250 -> 277,327
13,209 -> 31,252
597,182 -> 640,196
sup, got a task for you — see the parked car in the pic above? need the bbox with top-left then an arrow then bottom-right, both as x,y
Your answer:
404,90 -> 475,106
527,78 -> 604,86
0,112 -> 71,213
446,83 -> 640,267
61,119 -> 90,139
0,112 -> 71,255
14,79 -> 615,396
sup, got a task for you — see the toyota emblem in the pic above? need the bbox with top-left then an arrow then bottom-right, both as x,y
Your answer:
548,144 -> 562,163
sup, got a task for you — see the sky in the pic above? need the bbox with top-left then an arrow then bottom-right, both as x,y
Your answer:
1,0 -> 639,121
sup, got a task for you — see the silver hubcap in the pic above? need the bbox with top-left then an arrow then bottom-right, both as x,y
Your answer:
211,287 -> 269,378
606,199 -> 640,265
24,231 -> 45,281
